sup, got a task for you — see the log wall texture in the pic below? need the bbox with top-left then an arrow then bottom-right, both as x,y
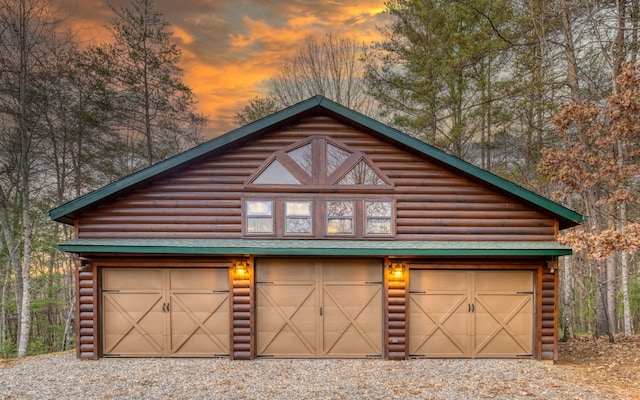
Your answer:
385,261 -> 408,360
230,259 -> 254,360
77,116 -> 557,241
77,263 -> 98,359
539,267 -> 558,360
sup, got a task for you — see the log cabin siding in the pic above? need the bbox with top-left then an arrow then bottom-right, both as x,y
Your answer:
77,265 -> 98,359
77,116 -> 557,241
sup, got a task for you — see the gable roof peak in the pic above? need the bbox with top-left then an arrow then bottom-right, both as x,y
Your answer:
48,96 -> 585,229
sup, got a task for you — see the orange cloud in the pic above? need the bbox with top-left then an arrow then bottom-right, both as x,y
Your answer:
59,0 -> 388,137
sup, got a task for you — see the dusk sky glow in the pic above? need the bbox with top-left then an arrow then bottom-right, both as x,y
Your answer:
59,0 -> 389,137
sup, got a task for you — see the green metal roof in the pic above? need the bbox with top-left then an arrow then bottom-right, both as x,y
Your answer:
47,96 -> 585,228
58,238 -> 572,256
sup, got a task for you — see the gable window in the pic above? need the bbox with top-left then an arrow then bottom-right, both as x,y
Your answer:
327,143 -> 351,175
246,136 -> 393,188
339,160 -> 386,185
287,143 -> 312,176
252,160 -> 301,185
326,201 -> 354,235
285,200 -> 313,234
365,201 -> 393,235
245,200 -> 274,234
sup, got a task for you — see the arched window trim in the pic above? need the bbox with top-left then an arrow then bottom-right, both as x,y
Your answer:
245,136 -> 394,190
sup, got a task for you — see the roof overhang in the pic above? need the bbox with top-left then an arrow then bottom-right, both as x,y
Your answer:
59,239 -> 572,257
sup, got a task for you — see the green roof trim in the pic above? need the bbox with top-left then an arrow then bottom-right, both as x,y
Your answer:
58,239 -> 572,257
47,96 -> 585,228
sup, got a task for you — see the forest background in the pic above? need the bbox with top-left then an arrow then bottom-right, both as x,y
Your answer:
0,0 -> 639,358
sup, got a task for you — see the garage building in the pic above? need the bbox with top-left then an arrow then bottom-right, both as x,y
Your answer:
48,96 -> 584,361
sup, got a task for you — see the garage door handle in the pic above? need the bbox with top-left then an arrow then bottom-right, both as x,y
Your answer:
320,307 -> 323,316
468,304 -> 475,312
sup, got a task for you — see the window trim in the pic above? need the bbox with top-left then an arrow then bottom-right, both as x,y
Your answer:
284,200 -> 314,236
244,199 -> 275,236
363,200 -> 395,237
244,136 -> 394,190
325,200 -> 356,237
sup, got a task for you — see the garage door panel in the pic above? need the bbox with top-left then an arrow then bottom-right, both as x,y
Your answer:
170,268 -> 228,290
257,283 -> 317,357
103,268 -> 164,290
474,293 -> 533,357
102,268 -> 229,357
409,270 -> 533,359
409,292 -> 469,357
257,258 -> 316,281
323,284 -> 382,357
103,293 -> 164,356
170,292 -> 230,356
256,258 -> 382,358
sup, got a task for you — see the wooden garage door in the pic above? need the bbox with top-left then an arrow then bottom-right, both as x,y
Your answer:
102,268 -> 229,357
409,270 -> 533,358
256,258 -> 382,358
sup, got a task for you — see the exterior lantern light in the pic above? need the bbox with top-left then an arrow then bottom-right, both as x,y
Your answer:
390,262 -> 405,279
233,260 -> 249,277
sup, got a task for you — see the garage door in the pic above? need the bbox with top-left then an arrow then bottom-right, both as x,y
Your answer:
102,268 -> 230,357
256,258 -> 382,358
409,270 -> 533,358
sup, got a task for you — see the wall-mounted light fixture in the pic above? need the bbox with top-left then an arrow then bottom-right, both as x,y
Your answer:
390,262 -> 405,280
233,260 -> 250,278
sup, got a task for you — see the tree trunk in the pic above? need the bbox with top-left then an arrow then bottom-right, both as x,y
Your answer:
620,249 -> 633,336
606,256 -> 617,337
560,0 -> 581,102
561,256 -> 573,341
16,0 -> 32,358
0,239 -> 7,348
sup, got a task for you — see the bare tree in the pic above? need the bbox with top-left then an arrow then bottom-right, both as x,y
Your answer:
269,33 -> 377,116
0,0 -> 63,357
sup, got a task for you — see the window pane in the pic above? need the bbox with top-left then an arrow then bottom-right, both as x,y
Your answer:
327,218 -> 353,235
246,200 -> 273,234
327,201 -> 353,217
366,201 -> 391,217
247,217 -> 273,234
285,200 -> 312,234
327,144 -> 351,175
285,201 -> 312,216
246,200 -> 273,216
339,160 -> 385,185
327,201 -> 353,235
253,160 -> 300,184
286,218 -> 312,234
366,219 -> 391,235
287,144 -> 312,175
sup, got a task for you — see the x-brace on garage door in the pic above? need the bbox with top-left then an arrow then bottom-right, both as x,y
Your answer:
102,268 -> 230,357
409,270 -> 533,358
256,258 -> 383,358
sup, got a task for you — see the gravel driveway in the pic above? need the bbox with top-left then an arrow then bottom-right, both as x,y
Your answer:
0,352 -> 621,399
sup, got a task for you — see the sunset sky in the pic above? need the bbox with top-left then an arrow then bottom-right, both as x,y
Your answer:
59,0 -> 389,137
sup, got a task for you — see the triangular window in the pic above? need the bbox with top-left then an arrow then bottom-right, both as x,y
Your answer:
252,159 -> 301,185
327,143 -> 351,175
287,143 -> 312,176
338,160 -> 386,185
